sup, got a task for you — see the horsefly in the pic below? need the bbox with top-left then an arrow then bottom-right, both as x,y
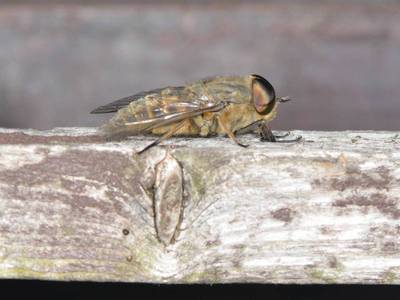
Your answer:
91,74 -> 301,153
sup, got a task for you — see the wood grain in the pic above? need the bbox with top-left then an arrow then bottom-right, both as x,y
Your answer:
0,128 -> 399,283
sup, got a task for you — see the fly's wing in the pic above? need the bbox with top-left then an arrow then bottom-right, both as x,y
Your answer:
91,87 -> 169,114
98,85 -> 226,137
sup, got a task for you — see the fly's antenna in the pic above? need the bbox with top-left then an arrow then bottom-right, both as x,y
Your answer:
278,96 -> 291,103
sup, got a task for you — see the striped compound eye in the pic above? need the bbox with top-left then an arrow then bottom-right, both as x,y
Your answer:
251,74 -> 276,115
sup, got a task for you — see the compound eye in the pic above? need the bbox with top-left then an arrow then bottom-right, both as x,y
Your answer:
252,75 -> 276,115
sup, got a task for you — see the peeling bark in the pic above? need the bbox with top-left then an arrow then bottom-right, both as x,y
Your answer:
0,128 -> 399,283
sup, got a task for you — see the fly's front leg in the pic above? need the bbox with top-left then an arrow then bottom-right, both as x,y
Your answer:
259,121 -> 302,143
235,120 -> 289,138
234,120 -> 262,136
259,122 -> 276,142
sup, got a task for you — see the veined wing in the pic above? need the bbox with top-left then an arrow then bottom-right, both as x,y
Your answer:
100,85 -> 226,134
90,87 -> 181,114
126,99 -> 224,132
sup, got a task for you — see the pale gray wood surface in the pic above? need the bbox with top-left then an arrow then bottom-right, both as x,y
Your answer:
0,128 -> 399,283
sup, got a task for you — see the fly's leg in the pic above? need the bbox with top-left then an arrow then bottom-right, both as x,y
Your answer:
234,120 -> 300,142
217,115 -> 249,148
235,121 -> 289,138
259,121 -> 302,143
259,122 -> 276,142
234,120 -> 262,136
137,120 -> 188,154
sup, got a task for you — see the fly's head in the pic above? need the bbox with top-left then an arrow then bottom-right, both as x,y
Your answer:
250,74 -> 291,123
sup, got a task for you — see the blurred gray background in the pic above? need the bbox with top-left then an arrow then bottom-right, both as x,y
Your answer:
0,0 -> 399,131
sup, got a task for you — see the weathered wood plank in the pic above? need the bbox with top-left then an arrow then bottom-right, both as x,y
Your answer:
0,128 -> 399,283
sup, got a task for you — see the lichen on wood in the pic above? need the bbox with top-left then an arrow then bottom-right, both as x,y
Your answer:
0,128 -> 399,283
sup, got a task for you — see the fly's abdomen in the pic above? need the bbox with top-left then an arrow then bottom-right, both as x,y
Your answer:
100,99 -> 155,138
100,90 -> 190,138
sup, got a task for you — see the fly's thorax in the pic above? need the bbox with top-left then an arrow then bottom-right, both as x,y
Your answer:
189,76 -> 252,104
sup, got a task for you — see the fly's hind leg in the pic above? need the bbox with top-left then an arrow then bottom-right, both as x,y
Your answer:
137,120 -> 188,154
259,121 -> 302,143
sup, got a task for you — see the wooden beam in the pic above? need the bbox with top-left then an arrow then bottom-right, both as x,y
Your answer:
0,128 -> 399,283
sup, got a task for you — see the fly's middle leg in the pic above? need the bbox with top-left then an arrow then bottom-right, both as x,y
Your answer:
216,115 -> 249,147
